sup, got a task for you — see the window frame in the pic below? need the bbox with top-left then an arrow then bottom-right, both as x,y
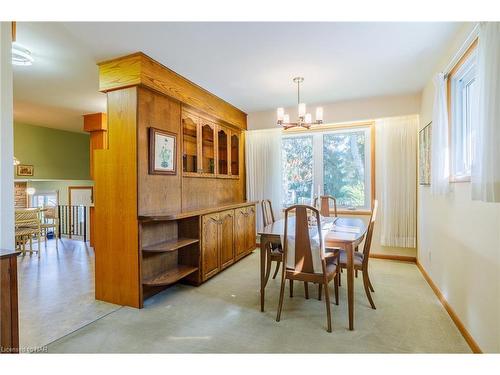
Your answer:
281,121 -> 375,214
447,39 -> 478,183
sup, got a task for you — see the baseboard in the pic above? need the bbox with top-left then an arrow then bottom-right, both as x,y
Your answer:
416,260 -> 482,354
370,253 -> 416,263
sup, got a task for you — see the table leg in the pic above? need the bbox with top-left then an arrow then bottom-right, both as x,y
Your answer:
260,236 -> 266,312
346,242 -> 354,330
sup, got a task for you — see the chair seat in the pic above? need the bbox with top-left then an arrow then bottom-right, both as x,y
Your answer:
330,250 -> 364,268
15,228 -> 39,236
286,261 -> 338,283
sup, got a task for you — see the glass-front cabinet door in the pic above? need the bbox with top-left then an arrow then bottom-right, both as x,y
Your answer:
200,121 -> 216,174
230,132 -> 240,177
182,113 -> 198,173
218,127 -> 229,176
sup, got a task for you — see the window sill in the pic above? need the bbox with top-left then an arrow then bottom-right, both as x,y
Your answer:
450,176 -> 471,183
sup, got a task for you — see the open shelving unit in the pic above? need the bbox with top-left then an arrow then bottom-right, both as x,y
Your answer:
139,215 -> 201,304
142,238 -> 199,253
142,265 -> 199,287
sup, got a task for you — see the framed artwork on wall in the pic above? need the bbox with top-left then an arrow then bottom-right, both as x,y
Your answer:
149,127 -> 177,175
419,122 -> 431,185
17,164 -> 34,177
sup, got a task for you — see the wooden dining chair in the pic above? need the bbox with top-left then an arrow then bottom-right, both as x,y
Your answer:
314,195 -> 338,217
261,199 -> 284,285
324,200 -> 378,309
276,205 -> 340,332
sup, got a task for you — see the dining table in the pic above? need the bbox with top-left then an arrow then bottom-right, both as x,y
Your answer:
258,216 -> 367,330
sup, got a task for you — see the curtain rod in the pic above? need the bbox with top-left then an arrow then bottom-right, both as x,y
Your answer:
443,23 -> 480,78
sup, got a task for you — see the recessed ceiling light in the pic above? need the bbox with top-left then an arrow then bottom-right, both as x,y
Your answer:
12,42 -> 34,66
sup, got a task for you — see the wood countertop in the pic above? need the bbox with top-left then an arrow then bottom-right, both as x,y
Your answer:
139,201 -> 258,222
0,249 -> 20,259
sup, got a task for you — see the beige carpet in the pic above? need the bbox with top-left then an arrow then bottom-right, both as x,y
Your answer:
44,250 -> 470,353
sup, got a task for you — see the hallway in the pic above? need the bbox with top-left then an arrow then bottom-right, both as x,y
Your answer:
17,239 -> 119,351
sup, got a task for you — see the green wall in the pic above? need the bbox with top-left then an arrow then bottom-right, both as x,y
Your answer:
14,123 -> 90,180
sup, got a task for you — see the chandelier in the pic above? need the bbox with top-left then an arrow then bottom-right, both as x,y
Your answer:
277,77 -> 323,130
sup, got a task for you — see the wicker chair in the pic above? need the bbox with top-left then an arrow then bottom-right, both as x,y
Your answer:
40,206 -> 59,249
15,208 -> 42,257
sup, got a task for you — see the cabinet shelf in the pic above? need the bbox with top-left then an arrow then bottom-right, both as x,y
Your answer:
143,265 -> 199,286
142,238 -> 199,253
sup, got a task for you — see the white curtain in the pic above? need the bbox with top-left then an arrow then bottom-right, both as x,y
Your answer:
431,73 -> 451,195
245,128 -> 282,231
376,115 -> 418,248
471,22 -> 500,202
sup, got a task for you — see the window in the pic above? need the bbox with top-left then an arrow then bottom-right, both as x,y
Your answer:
449,42 -> 478,181
282,125 -> 373,210
31,191 -> 58,208
282,135 -> 313,205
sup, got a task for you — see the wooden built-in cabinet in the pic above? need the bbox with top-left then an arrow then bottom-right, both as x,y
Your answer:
234,205 -> 256,260
201,208 -> 240,281
139,202 -> 256,304
181,108 -> 241,179
94,52 -> 249,308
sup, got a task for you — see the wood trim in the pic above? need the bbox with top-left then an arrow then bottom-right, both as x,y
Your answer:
416,260 -> 482,353
369,253 -> 416,263
446,38 -> 478,182
98,52 -> 247,130
11,22 -> 16,42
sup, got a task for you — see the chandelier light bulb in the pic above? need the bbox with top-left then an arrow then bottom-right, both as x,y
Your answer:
298,103 -> 306,118
283,114 -> 290,124
305,113 -> 312,124
316,107 -> 324,122
277,107 -> 285,121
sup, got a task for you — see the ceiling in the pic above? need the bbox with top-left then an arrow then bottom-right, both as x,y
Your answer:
14,22 -> 464,132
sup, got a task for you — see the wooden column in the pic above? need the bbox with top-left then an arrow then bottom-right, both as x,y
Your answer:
83,113 -> 107,247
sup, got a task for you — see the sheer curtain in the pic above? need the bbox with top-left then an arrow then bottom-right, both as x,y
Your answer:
431,73 -> 451,195
376,115 -> 418,248
246,128 -> 282,231
472,22 -> 500,202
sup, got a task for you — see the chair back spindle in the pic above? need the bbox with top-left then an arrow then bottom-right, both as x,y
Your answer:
261,199 -> 276,227
362,200 -> 378,265
284,205 -> 324,274
313,195 -> 338,217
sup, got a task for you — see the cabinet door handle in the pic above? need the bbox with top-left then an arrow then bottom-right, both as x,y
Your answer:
210,217 -> 219,223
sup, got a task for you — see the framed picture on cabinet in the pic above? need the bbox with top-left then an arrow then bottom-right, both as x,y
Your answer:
17,164 -> 34,176
149,127 -> 177,175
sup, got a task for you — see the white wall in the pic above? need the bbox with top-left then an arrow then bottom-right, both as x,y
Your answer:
248,93 -> 421,130
418,23 -> 500,352
248,93 -> 421,257
0,22 -> 14,249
